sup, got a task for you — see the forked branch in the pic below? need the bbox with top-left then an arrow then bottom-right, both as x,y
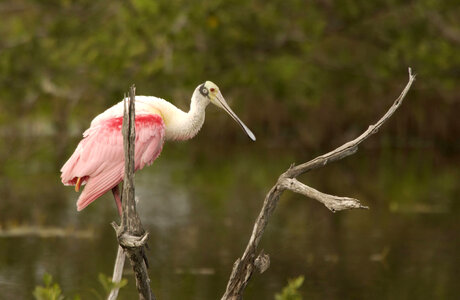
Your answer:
221,68 -> 416,300
111,85 -> 155,300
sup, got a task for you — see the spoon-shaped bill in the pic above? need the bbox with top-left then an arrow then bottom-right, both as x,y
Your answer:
214,93 -> 256,141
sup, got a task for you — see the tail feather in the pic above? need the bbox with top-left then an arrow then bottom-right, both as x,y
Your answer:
61,144 -> 82,185
76,165 -> 123,211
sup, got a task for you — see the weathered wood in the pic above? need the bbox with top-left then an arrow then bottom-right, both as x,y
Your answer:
107,246 -> 125,300
221,68 -> 416,300
111,85 -> 155,300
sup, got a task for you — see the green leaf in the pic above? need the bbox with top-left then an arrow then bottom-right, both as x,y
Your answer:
98,273 -> 128,296
275,276 -> 304,300
98,273 -> 111,293
43,273 -> 53,287
33,273 -> 64,300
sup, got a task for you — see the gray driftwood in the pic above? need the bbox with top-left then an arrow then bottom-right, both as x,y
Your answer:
111,85 -> 155,300
221,68 -> 416,300
107,245 -> 125,300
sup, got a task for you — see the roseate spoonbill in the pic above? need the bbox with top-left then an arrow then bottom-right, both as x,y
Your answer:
60,81 -> 255,214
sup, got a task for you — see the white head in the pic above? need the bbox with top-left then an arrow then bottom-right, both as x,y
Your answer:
193,81 -> 256,141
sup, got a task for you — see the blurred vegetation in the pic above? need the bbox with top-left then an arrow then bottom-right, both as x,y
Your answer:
33,272 -> 127,300
0,0 -> 458,153
33,273 -> 74,300
97,273 -> 128,299
275,276 -> 304,300
0,2 -> 458,299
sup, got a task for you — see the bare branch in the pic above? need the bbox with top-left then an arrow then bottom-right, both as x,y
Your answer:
254,250 -> 270,274
107,246 -> 125,300
284,68 -> 416,178
221,68 -> 415,300
118,232 -> 150,248
111,85 -> 155,300
279,178 -> 368,212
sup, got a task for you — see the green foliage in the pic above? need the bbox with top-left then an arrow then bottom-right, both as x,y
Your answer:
275,276 -> 304,300
0,0 -> 458,151
33,272 -> 126,300
33,273 -> 67,300
98,273 -> 128,296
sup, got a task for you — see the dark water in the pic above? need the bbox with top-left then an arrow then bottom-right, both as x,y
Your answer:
0,135 -> 458,299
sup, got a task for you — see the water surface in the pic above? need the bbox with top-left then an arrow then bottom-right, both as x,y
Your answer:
0,136 -> 458,299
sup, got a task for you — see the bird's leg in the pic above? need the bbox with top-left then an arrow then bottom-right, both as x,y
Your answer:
108,185 -> 125,300
112,185 -> 122,216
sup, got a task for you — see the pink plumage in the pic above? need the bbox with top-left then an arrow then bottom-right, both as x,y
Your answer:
61,113 -> 165,211
61,82 -> 256,212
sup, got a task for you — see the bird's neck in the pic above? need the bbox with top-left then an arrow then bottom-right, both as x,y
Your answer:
161,97 -> 207,141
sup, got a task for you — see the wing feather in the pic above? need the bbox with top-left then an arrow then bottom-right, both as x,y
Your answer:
61,113 -> 165,210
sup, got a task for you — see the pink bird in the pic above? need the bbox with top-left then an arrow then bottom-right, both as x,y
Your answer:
61,81 -> 256,214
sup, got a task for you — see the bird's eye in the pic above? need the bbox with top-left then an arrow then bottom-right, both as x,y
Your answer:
210,88 -> 215,92
199,84 -> 210,97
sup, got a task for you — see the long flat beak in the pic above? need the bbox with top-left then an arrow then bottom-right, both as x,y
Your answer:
213,92 -> 256,141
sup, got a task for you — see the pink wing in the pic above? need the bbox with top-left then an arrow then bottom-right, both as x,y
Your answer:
61,114 -> 165,211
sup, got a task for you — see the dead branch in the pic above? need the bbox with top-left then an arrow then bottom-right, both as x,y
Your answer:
111,85 -> 155,300
107,246 -> 125,300
221,68 -> 416,300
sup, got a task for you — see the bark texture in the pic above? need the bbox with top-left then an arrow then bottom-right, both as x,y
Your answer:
111,85 -> 155,300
